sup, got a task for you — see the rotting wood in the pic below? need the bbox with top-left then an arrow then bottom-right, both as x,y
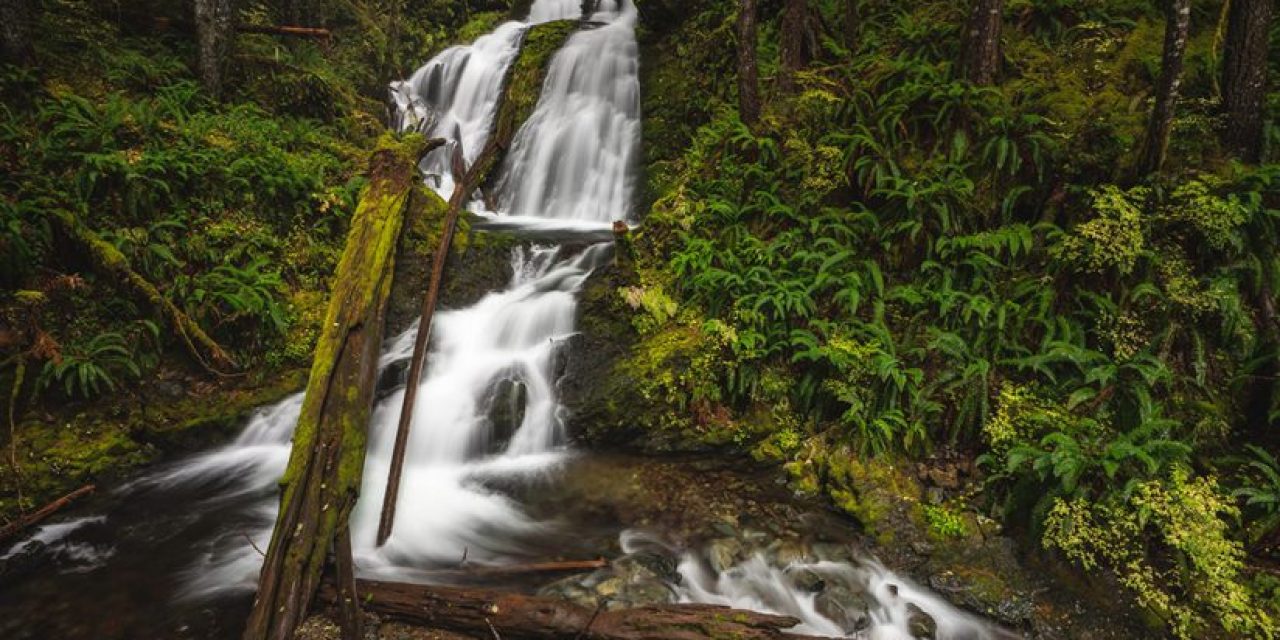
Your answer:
0,484 -> 95,544
319,578 -> 829,640
242,134 -> 441,640
48,210 -> 235,375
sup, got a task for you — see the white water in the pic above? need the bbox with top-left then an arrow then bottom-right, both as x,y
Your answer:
7,1 -> 1009,637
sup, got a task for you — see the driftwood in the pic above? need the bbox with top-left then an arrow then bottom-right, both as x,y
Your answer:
242,136 -> 442,640
49,210 -> 235,374
0,484 -> 95,544
320,578 -> 827,640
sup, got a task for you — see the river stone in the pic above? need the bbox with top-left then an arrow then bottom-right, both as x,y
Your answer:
811,541 -> 854,563
613,550 -> 680,583
706,537 -> 745,572
907,603 -> 937,639
537,573 -> 602,609
787,566 -> 826,593
767,538 -> 813,566
482,377 -> 527,452
813,583 -> 872,634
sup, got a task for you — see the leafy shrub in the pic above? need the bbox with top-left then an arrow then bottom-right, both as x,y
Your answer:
37,331 -> 143,399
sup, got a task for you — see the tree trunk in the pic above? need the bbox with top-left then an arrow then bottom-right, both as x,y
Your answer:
195,0 -> 236,99
1222,0 -> 1274,162
286,0 -> 320,27
320,578 -> 829,640
241,135 -> 442,640
1138,0 -> 1191,177
48,210 -> 236,373
960,0 -> 1003,85
779,0 -> 808,93
0,0 -> 35,63
737,0 -> 761,126
844,0 -> 859,51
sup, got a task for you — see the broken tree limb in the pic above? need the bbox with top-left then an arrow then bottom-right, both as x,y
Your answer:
319,578 -> 827,640
242,134 -> 441,640
49,209 -> 235,374
0,484 -> 95,544
238,24 -> 332,40
419,558 -> 608,578
375,19 -> 580,547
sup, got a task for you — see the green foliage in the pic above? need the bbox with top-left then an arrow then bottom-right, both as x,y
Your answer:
1043,472 -> 1273,639
1231,444 -> 1280,542
923,503 -> 969,539
173,260 -> 288,340
37,330 -> 145,400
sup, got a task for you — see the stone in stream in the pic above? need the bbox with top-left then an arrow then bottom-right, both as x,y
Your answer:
480,376 -> 527,453
813,582 -> 872,634
705,536 -> 746,573
907,603 -> 938,639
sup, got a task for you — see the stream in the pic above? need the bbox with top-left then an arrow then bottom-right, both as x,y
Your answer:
1,2 -> 1013,638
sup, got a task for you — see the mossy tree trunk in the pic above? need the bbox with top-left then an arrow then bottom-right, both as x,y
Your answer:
1138,0 -> 1191,177
737,0 -> 761,126
48,209 -> 236,373
960,0 -> 1002,85
242,135 -> 440,640
1222,0 -> 1273,163
0,0 -> 35,63
195,0 -> 237,99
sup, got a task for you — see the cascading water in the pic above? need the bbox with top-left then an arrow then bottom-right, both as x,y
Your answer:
1,1 -> 1014,638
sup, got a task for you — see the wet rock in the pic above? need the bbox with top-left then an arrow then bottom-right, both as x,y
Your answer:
813,583 -> 872,634
706,537 -> 745,572
926,466 -> 959,491
614,550 -> 680,584
766,538 -> 813,566
538,573 -> 603,609
483,377 -> 527,451
907,603 -> 937,639
811,542 -> 853,563
787,566 -> 825,593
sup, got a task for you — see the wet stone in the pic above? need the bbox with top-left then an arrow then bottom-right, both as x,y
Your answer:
706,537 -> 745,573
907,603 -> 938,639
813,583 -> 872,634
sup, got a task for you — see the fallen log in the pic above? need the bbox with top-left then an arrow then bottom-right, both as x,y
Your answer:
321,578 -> 827,640
49,210 -> 235,374
242,134 -> 442,640
238,25 -> 332,40
0,484 -> 95,544
420,558 -> 607,578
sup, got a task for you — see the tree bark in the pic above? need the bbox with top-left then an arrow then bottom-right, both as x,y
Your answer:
320,578 -> 828,640
780,0 -> 808,93
843,0 -> 859,51
1138,0 -> 1191,177
286,0 -> 322,27
1222,0 -> 1274,162
737,0 -> 761,126
195,0 -> 237,99
242,135 -> 442,640
0,0 -> 35,63
960,0 -> 1003,85
48,210 -> 236,373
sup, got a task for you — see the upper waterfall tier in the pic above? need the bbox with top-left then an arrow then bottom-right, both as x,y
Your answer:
493,1 -> 641,223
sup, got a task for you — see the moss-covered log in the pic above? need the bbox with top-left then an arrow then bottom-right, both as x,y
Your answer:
48,209 -> 235,374
242,134 -> 440,640
320,578 -> 828,640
